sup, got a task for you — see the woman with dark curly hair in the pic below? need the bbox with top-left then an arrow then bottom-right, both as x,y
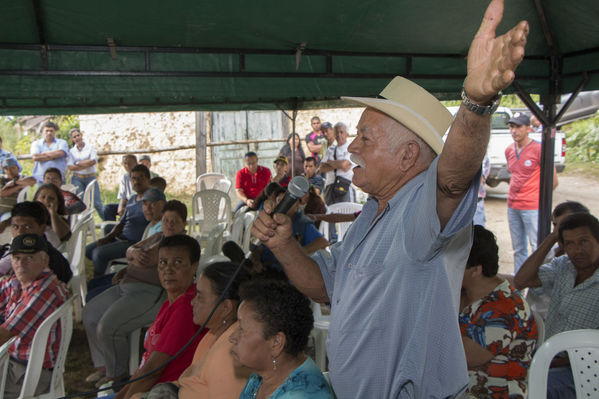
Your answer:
231,280 -> 333,399
459,225 -> 537,398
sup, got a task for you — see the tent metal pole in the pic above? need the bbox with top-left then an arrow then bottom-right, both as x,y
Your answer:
291,107 -> 298,177
555,73 -> 589,122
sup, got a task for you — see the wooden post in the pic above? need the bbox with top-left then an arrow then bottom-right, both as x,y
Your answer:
195,112 -> 207,179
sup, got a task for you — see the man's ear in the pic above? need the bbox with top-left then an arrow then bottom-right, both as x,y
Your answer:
471,264 -> 483,277
397,141 -> 421,172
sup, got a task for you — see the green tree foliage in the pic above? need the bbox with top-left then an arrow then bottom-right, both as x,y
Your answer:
0,117 -> 19,150
562,112 -> 599,163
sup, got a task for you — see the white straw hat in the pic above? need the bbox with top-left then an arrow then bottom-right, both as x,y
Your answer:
342,77 -> 454,154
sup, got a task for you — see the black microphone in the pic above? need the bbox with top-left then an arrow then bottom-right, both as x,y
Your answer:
222,240 -> 247,265
270,175 -> 310,215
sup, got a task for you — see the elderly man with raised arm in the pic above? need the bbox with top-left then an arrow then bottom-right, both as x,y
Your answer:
252,1 -> 529,397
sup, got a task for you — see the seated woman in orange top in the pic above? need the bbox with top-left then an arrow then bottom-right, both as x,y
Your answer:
142,262 -> 252,399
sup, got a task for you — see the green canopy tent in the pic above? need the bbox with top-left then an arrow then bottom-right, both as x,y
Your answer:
1,0 -> 598,239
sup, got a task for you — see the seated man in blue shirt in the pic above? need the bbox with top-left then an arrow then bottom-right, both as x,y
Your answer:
85,164 -> 151,277
515,212 -> 599,399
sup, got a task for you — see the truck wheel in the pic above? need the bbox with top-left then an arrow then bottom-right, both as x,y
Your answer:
486,178 -> 500,188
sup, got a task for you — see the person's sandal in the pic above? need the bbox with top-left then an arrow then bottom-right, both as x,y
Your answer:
85,369 -> 106,383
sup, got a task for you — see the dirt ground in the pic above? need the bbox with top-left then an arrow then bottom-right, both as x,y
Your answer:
485,173 -> 599,275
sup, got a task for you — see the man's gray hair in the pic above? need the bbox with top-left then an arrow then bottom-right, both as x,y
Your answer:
334,122 -> 347,130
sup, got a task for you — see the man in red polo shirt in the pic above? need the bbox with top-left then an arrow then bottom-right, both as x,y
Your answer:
505,112 -> 558,273
234,151 -> 271,212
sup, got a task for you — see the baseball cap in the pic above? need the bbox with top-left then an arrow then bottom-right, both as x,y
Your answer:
140,155 -> 151,162
508,112 -> 531,126
320,122 -> 333,130
8,234 -> 48,255
1,158 -> 18,168
274,156 -> 288,165
142,187 -> 166,202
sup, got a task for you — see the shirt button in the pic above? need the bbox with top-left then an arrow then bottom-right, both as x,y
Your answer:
348,263 -> 352,269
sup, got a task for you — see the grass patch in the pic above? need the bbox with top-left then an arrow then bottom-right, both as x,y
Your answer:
562,161 -> 599,179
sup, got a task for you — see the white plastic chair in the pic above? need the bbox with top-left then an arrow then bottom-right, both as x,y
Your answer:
82,178 -> 96,208
0,337 -> 17,399
128,324 -> 151,377
310,300 -> 330,372
532,310 -> 545,347
60,184 -> 78,194
16,296 -> 76,399
229,210 -> 246,245
528,329 -> 599,399
241,211 -> 257,253
195,173 -> 230,193
319,202 -> 363,242
65,221 -> 88,322
16,186 -> 30,203
190,190 -> 231,256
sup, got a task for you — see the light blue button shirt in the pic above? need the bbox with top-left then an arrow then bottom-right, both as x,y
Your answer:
537,255 -> 599,339
30,138 -> 69,182
67,142 -> 98,175
312,156 -> 480,399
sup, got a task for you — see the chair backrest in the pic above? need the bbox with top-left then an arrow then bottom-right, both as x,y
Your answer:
17,296 -> 76,399
82,179 -> 96,209
229,211 -> 246,245
321,202 -> 363,241
16,186 -> 30,203
0,337 -> 17,399
191,189 -> 232,231
196,173 -> 228,192
532,310 -> 545,347
241,211 -> 257,253
312,300 -> 330,330
60,184 -> 78,194
528,329 -> 599,399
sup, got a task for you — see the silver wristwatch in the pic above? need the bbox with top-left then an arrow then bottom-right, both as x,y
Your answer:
461,88 -> 502,115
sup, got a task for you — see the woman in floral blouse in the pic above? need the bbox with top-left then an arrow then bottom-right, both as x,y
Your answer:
459,225 -> 538,399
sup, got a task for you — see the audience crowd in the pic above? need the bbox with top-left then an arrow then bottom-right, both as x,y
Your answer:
0,6 -> 596,397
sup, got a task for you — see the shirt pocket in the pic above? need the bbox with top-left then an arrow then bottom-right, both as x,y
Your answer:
353,260 -> 385,278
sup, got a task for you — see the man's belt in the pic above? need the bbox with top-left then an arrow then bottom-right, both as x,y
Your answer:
73,172 -> 96,178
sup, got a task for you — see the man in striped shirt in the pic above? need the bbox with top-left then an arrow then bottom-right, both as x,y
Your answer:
0,233 -> 68,398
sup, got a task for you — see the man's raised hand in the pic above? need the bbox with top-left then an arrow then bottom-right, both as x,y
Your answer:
464,0 -> 529,104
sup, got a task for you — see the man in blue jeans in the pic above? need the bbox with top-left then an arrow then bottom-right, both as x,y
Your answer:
67,128 -> 104,219
85,164 -> 150,276
505,113 -> 558,272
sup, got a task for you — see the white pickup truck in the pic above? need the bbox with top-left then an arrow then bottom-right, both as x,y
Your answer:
446,106 -> 566,187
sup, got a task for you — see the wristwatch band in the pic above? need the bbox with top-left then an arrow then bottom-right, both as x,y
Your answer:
461,88 -> 502,115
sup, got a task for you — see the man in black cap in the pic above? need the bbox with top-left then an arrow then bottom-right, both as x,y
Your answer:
505,112 -> 558,272
0,233 -> 68,398
0,201 -> 72,283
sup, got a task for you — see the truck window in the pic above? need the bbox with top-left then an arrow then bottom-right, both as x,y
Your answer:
492,112 -> 510,129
